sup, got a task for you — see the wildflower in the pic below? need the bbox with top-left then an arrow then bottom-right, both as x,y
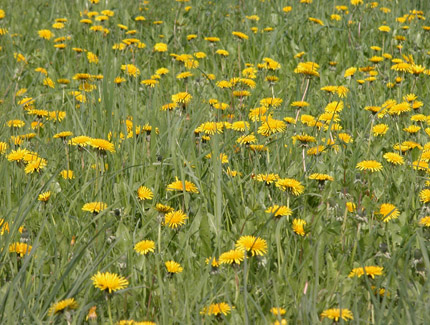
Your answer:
137,186 -> 153,201
89,138 -> 115,153
292,219 -> 306,236
134,240 -> 155,255
167,177 -> 199,193
154,42 -> 167,52
321,308 -> 353,322
219,249 -> 245,265
232,31 -> 248,40
155,203 -> 174,214
258,117 -> 286,136
356,160 -> 383,172
204,36 -> 220,42
7,119 -> 25,128
53,131 -> 73,139
48,298 -> 78,315
383,152 -> 404,165
60,170 -> 74,179
266,205 -> 292,218
348,266 -> 384,279
200,302 -> 233,316
270,307 -> 286,316
237,133 -> 257,145
372,124 -> 389,136
294,62 -> 320,77
172,92 -> 192,105
419,216 -> 430,227
82,202 -> 107,214
91,271 -> 129,293
377,203 -> 400,222
256,173 -> 279,185
121,64 -> 140,77
309,17 -> 324,26
25,158 -> 47,174
38,191 -> 51,202
205,257 -> 220,268
9,242 -> 32,257
236,236 -> 267,256
165,261 -> 183,274
309,173 -> 333,183
164,210 -> 188,229
276,178 -> 305,196
420,189 -> 430,203
7,148 -> 30,162
38,29 -> 53,40
344,67 -> 357,78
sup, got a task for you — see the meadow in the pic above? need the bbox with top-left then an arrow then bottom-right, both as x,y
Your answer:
1,0 -> 430,323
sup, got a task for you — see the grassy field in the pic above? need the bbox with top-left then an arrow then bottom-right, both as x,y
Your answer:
1,0 -> 430,323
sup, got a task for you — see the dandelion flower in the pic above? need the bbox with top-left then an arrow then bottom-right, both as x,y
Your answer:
420,189 -> 430,203
372,124 -> 389,136
383,152 -> 405,165
9,242 -> 32,257
219,249 -> 245,265
60,170 -> 74,179
91,271 -> 129,293
265,205 -> 292,218
235,236 -> 267,256
82,202 -> 107,214
48,298 -> 78,315
348,266 -> 384,279
356,160 -> 383,172
320,308 -> 353,322
137,186 -> 153,201
134,240 -> 155,255
419,216 -> 430,227
165,260 -> 183,274
292,218 -> 306,236
164,210 -> 188,229
270,307 -> 286,315
25,158 -> 47,174
38,191 -> 51,202
200,302 -> 233,316
276,178 -> 305,196
377,203 -> 399,222
89,138 -> 115,153
167,177 -> 199,193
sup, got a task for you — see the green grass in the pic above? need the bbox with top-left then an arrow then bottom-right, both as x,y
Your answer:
1,0 -> 430,324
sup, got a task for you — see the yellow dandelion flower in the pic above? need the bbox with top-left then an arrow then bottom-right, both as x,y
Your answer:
9,242 -> 32,257
219,249 -> 245,265
236,236 -> 267,256
82,202 -> 107,214
163,210 -> 188,229
200,302 -> 233,316
154,42 -> 167,52
38,191 -> 51,202
348,266 -> 383,279
91,271 -> 129,293
383,152 -> 404,165
89,138 -> 115,153
356,160 -> 383,172
321,308 -> 353,322
48,298 -> 78,315
377,203 -> 400,222
276,178 -> 305,196
165,260 -> 183,274
292,218 -> 306,236
134,240 -> 155,255
167,177 -> 199,193
60,170 -> 74,179
137,186 -> 153,201
419,216 -> 430,227
265,205 -> 292,218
